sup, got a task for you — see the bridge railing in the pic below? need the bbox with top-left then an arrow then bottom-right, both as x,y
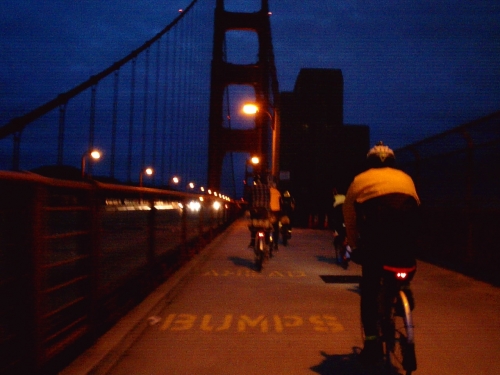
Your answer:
0,171 -> 241,375
396,110 -> 500,286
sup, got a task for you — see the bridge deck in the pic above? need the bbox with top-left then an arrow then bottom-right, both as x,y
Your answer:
61,218 -> 500,375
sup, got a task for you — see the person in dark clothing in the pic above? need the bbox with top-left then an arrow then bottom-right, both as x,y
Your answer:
279,190 -> 295,244
247,175 -> 270,247
332,192 -> 349,266
343,142 -> 420,366
280,191 -> 295,226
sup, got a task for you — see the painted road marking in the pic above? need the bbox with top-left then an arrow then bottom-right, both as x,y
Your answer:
202,270 -> 307,277
159,314 -> 343,333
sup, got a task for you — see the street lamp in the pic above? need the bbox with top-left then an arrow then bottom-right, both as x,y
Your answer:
250,156 -> 260,165
245,155 -> 260,180
139,167 -> 154,187
244,155 -> 260,196
81,149 -> 101,178
242,102 -> 280,179
242,103 -> 274,129
171,176 -> 180,187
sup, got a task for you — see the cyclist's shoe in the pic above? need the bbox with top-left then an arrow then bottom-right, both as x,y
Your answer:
359,338 -> 383,366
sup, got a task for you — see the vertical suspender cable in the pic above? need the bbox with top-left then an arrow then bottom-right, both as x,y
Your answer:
89,85 -> 96,150
88,84 -> 97,175
141,49 -> 150,171
57,103 -> 67,165
179,19 -> 188,181
110,70 -> 119,178
170,27 -> 178,178
153,42 -> 161,185
12,131 -> 21,171
161,35 -> 170,185
127,58 -> 137,183
222,36 -> 237,198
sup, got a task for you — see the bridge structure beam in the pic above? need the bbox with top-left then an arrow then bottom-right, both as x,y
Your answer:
207,0 -> 279,191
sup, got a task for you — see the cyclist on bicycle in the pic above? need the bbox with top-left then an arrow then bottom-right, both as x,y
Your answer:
343,141 -> 420,366
247,174 -> 271,247
332,190 -> 350,266
269,181 -> 281,250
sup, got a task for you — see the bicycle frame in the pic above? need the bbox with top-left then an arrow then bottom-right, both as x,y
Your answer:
380,265 -> 417,374
251,216 -> 273,272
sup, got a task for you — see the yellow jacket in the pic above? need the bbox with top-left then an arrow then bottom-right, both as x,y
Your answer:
270,186 -> 281,212
343,167 -> 420,249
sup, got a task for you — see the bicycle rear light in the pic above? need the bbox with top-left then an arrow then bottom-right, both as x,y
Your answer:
396,272 -> 407,280
383,265 -> 416,281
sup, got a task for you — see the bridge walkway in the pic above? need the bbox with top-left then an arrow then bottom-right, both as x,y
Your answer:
61,218 -> 500,375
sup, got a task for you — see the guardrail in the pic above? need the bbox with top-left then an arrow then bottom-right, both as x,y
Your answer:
0,171 -> 241,374
396,110 -> 500,286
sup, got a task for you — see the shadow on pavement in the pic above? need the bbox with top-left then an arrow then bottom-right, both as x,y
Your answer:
227,256 -> 255,270
316,254 -> 337,265
310,348 -> 406,375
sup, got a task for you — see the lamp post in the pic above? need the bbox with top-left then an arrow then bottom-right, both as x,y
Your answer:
242,104 -> 273,129
244,155 -> 260,198
242,103 -> 280,179
81,149 -> 101,178
245,155 -> 260,183
139,167 -> 154,187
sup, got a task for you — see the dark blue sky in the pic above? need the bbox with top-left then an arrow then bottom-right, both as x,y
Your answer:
1,0 -> 499,151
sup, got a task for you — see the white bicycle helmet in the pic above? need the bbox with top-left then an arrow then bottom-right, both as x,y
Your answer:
367,141 -> 395,163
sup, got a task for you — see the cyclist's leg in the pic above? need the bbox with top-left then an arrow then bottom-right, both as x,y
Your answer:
333,236 -> 341,263
249,209 -> 257,247
359,264 -> 384,365
271,211 -> 280,248
391,288 -> 417,373
249,225 -> 256,247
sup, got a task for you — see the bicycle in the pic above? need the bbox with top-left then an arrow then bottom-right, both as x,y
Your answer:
377,264 -> 417,374
249,208 -> 274,272
333,232 -> 350,269
279,214 -> 291,246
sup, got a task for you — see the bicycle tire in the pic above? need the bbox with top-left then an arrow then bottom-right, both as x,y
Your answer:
387,290 -> 416,374
254,237 -> 265,272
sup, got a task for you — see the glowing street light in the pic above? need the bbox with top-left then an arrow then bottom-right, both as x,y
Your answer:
250,156 -> 260,166
242,103 -> 259,115
81,149 -> 101,178
140,167 -> 154,187
241,102 -> 280,179
244,155 -> 261,188
242,103 -> 274,129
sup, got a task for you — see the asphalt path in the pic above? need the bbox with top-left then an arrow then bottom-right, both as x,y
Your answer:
61,218 -> 500,375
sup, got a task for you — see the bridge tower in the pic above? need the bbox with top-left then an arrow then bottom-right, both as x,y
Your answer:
207,0 -> 279,191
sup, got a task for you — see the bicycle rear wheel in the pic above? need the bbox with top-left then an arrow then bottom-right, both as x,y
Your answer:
387,291 -> 416,374
254,237 -> 265,272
